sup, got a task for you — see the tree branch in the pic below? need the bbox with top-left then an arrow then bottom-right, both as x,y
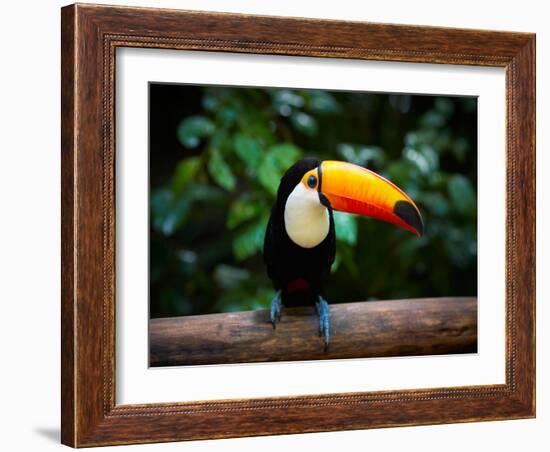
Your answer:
150,297 -> 477,366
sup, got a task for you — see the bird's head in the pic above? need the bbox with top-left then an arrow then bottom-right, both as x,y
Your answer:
278,158 -> 423,248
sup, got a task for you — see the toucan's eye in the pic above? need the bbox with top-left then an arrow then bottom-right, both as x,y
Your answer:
307,175 -> 318,189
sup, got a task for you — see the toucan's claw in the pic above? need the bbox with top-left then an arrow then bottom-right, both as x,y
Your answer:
316,297 -> 330,350
270,291 -> 282,329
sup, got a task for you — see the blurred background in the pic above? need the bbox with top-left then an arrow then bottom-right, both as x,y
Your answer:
149,83 -> 477,319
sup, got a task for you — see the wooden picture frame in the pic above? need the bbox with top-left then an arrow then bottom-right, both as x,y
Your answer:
61,3 -> 535,447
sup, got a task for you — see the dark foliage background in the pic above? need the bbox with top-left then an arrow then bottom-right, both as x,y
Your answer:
149,83 -> 477,319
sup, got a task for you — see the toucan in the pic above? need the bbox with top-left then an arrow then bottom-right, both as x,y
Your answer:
263,158 -> 423,349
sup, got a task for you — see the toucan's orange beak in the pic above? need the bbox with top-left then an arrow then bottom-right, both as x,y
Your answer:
314,161 -> 423,236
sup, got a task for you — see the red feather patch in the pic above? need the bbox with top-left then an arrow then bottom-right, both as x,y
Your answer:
287,278 -> 311,293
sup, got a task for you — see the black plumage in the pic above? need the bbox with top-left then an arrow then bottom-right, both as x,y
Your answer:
263,158 -> 336,307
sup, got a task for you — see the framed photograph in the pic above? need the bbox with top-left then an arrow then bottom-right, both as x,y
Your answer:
61,3 -> 535,447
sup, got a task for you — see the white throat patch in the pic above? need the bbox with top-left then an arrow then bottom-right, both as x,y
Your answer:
284,183 -> 329,248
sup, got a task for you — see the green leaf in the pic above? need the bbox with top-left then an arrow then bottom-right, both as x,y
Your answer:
187,182 -> 226,203
176,116 -> 215,148
210,129 -> 230,152
233,217 -> 268,261
403,144 -> 439,175
160,197 -> 191,236
233,133 -> 263,168
333,211 -> 358,245
227,199 -> 262,229
448,174 -> 476,215
172,157 -> 201,194
257,153 -> 281,195
151,189 -> 191,236
309,91 -> 340,114
332,243 -> 359,278
273,89 -> 304,108
219,105 -> 239,126
207,148 -> 236,191
257,144 -> 302,195
443,226 -> 476,268
270,143 -> 302,167
337,144 -> 386,167
213,264 -> 251,289
419,192 -> 449,217
386,160 -> 419,187
337,143 -> 358,163
361,146 -> 386,166
290,111 -> 318,136
215,287 -> 272,313
331,249 -> 341,272
420,111 -> 445,129
150,188 -> 173,233
202,93 -> 218,112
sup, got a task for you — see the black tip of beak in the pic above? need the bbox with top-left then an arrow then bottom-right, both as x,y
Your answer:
394,200 -> 424,236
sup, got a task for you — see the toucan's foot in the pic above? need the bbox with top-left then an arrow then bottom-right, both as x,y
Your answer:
315,297 -> 330,350
270,291 -> 282,329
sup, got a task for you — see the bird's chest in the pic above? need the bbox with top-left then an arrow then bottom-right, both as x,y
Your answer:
284,184 -> 330,249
